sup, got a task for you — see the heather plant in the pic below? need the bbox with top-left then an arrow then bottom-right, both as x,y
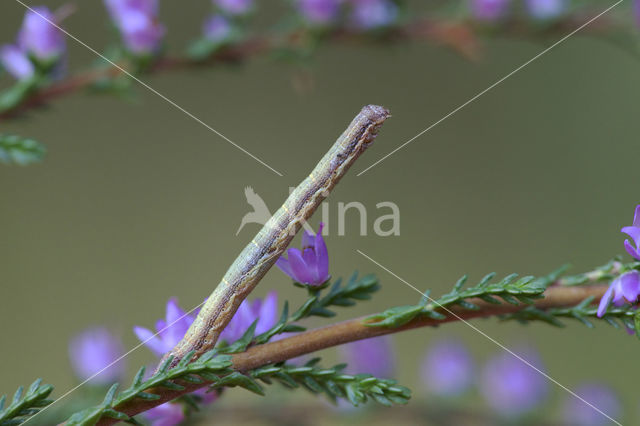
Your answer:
1,1 -> 639,425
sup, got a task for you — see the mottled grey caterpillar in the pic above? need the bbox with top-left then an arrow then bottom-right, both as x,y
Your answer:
163,105 -> 390,366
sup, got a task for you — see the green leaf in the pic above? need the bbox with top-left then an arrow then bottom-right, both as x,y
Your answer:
0,380 -> 53,426
223,320 -> 258,353
0,134 -> 45,165
0,78 -> 39,114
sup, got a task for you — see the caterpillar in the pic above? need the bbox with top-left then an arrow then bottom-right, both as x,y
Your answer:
163,105 -> 390,366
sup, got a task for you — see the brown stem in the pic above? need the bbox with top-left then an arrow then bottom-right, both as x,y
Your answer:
93,284 -> 608,426
0,14 -> 616,119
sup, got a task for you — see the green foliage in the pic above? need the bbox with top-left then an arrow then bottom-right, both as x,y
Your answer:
252,358 -> 411,407
0,379 -> 54,426
0,134 -> 46,165
187,28 -> 242,61
366,267 -> 566,328
0,79 -> 38,114
65,337 -> 410,424
253,272 -> 379,344
64,351 -> 233,425
501,296 -> 640,337
557,258 -> 626,287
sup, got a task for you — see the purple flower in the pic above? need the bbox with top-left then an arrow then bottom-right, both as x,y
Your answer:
219,291 -> 279,343
134,298 -> 196,357
297,0 -> 343,25
1,7 -> 65,81
421,339 -> 474,397
69,327 -> 126,385
203,15 -> 232,43
597,270 -> 640,318
622,205 -> 640,261
470,0 -> 511,21
562,383 -> 621,426
350,0 -> 398,30
340,336 -> 395,378
525,0 -> 566,20
214,0 -> 254,16
0,45 -> 35,80
104,0 -> 165,55
276,223 -> 329,286
17,7 -> 65,61
143,402 -> 185,426
480,347 -> 548,418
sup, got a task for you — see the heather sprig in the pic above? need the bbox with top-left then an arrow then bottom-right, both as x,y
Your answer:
63,350 -> 233,425
366,267 -> 565,328
0,379 -> 54,426
62,323 -> 410,425
253,272 -> 380,345
1,2 -> 635,143
501,295 -> 640,336
251,359 -> 411,407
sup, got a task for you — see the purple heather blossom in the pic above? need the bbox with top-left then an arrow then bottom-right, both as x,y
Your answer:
1,7 -> 65,80
597,270 -> 640,318
421,339 -> 474,397
297,0 -> 343,25
134,298 -> 196,357
622,205 -> 640,261
470,0 -> 511,21
104,0 -> 165,55
143,402 -> 185,426
525,0 -> 566,20
562,383 -> 621,426
18,7 -> 66,61
480,347 -> 548,418
0,45 -> 35,80
340,335 -> 395,378
214,0 -> 254,16
69,327 -> 126,385
219,291 -> 279,343
350,0 -> 398,30
276,223 -> 329,286
203,15 -> 233,43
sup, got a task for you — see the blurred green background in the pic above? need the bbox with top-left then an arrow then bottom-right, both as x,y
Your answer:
1,1 -> 639,424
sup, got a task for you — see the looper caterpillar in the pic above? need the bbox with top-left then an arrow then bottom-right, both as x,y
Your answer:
163,105 -> 390,366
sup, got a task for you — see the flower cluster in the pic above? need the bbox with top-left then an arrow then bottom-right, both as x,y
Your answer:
218,291 -> 279,343
597,270 -> 640,318
294,0 -> 399,29
0,7 -> 65,81
276,223 -> 330,286
421,340 -> 546,417
622,205 -> 640,261
470,0 -> 567,22
597,205 -> 640,317
418,339 -> 623,422
104,0 -> 165,55
133,298 -> 196,357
